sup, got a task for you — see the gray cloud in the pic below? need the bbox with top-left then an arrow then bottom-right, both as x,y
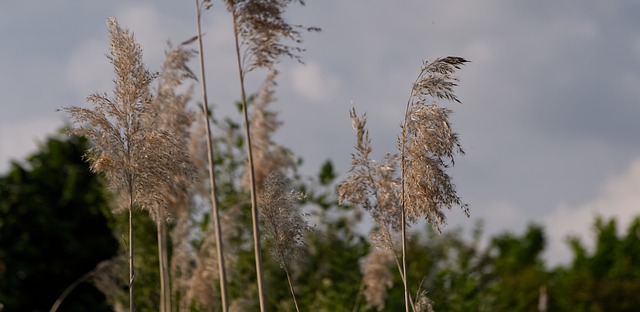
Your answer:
1,1 -> 640,264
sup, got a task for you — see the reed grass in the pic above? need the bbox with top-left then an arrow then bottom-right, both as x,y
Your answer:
61,17 -> 196,312
150,42 -> 199,312
361,250 -> 395,311
258,172 -> 309,312
53,5 -> 472,312
222,1 -> 319,310
339,57 -> 469,312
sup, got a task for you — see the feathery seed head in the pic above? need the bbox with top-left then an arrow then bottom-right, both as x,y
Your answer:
339,108 -> 403,231
402,57 -> 469,232
61,18 -> 196,223
414,290 -> 435,312
258,171 -> 309,267
242,70 -> 295,191
362,250 -> 395,311
369,226 -> 401,252
412,57 -> 469,104
225,0 -> 320,72
341,57 -> 469,239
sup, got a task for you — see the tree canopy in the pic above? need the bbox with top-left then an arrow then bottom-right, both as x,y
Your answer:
0,134 -> 118,311
2,132 -> 640,311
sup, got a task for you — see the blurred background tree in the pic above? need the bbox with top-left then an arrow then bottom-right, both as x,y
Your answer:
0,134 -> 118,311
549,217 -> 640,312
2,130 -> 640,312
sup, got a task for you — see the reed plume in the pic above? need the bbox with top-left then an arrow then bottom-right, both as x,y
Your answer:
339,57 -> 468,312
242,70 -> 295,191
61,17 -> 196,312
401,57 -> 470,231
414,290 -> 435,312
248,71 -> 307,311
399,57 -> 468,310
89,257 -> 129,310
224,0 -> 320,73
362,250 -> 395,311
188,222 -> 222,310
258,172 -> 309,312
339,109 -> 403,231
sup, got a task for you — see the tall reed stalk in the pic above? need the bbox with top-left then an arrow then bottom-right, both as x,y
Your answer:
339,57 -> 469,312
223,1 -> 319,310
157,217 -> 170,312
194,0 -> 229,311
399,56 -> 469,311
61,17 -> 196,312
229,25 -> 267,309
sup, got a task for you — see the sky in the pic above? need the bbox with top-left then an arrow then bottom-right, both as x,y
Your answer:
1,1 -> 640,266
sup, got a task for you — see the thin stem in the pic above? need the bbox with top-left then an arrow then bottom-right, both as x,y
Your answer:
157,222 -> 165,312
393,252 -> 417,312
162,223 -> 171,312
283,266 -> 301,312
129,198 -> 135,312
230,9 -> 267,312
384,227 -> 416,312
49,270 -> 92,312
157,220 -> 171,312
400,204 -> 409,312
399,69 -> 427,312
126,112 -> 135,312
351,277 -> 365,312
194,1 -> 229,311
400,123 -> 410,312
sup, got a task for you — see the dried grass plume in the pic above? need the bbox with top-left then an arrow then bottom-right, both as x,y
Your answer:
362,250 -> 395,311
338,108 -> 403,232
258,171 -> 309,267
224,0 -> 320,72
401,57 -> 470,232
61,17 -> 196,222
242,70 -> 295,191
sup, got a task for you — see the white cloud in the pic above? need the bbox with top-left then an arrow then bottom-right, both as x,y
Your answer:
542,157 -> 640,265
290,62 -> 339,102
0,117 -> 62,173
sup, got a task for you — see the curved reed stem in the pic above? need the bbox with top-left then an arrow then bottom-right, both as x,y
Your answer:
49,271 -> 92,312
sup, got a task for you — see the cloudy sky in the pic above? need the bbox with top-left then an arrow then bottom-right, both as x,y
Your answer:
2,1 -> 640,265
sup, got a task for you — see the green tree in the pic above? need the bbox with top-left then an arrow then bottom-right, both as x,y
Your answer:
551,216 -> 640,311
486,224 -> 547,312
0,134 -> 118,311
419,224 -> 492,312
291,160 -> 366,311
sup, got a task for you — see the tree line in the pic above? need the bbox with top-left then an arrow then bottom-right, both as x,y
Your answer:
1,131 -> 640,311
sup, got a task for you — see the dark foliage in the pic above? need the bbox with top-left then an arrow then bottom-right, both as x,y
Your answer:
0,134 -> 118,311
